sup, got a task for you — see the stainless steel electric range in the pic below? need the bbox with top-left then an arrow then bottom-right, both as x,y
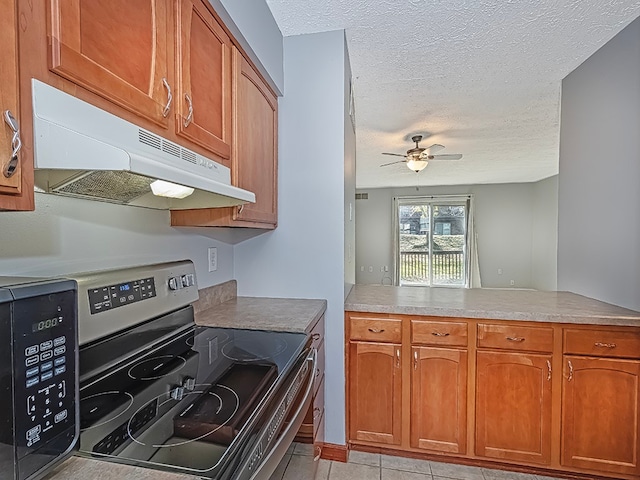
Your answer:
73,261 -> 315,480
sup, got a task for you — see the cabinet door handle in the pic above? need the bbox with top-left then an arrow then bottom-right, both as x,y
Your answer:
184,93 -> 194,127
547,360 -> 552,381
567,360 -> 573,382
368,328 -> 385,333
311,333 -> 321,341
594,342 -> 616,349
506,336 -> 525,342
3,110 -> 21,178
161,78 -> 172,117
396,348 -> 401,368
313,407 -> 321,419
413,350 -> 418,370
315,367 -> 321,378
431,332 -> 450,337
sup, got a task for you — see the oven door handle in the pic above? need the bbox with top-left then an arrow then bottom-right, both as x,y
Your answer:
248,348 -> 318,480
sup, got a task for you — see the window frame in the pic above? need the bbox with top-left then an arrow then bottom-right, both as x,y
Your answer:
393,194 -> 473,288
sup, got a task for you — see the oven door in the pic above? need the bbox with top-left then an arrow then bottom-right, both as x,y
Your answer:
230,348 -> 317,480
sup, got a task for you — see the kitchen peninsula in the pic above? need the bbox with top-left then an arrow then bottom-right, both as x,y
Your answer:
345,285 -> 640,480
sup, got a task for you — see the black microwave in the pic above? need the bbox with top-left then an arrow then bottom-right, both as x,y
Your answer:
0,277 -> 78,480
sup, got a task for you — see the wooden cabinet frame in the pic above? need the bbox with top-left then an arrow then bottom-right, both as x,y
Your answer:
345,312 -> 640,480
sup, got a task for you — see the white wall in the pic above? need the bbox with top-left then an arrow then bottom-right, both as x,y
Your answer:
355,181 -> 557,290
532,175 -> 558,290
233,30 -> 349,445
558,16 -> 640,310
0,193 -> 234,286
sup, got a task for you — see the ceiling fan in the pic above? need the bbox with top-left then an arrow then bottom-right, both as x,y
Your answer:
380,135 -> 463,172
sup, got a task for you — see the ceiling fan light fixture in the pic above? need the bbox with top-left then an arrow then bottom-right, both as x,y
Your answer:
406,157 -> 428,172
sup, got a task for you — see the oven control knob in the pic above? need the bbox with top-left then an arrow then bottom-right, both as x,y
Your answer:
181,274 -> 195,288
183,377 -> 195,391
170,386 -> 185,401
168,277 -> 181,291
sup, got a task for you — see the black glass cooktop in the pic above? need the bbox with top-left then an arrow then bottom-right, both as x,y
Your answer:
78,311 -> 307,478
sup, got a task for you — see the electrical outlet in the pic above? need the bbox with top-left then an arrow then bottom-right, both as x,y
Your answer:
208,247 -> 218,272
510,279 -> 515,286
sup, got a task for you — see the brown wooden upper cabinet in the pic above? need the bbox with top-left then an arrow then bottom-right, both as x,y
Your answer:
0,0 -> 32,210
48,0 -> 171,128
170,47 -> 278,228
175,0 -> 232,162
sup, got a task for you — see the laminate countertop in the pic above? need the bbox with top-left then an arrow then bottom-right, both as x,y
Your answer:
345,285 -> 640,327
45,296 -> 326,480
195,296 -> 327,333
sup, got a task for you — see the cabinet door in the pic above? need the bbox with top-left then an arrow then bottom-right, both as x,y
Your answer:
476,351 -> 552,465
349,342 -> 402,445
562,356 -> 640,476
176,0 -> 232,162
48,0 -> 170,127
411,347 -> 467,454
0,0 -> 23,198
232,48 -> 277,226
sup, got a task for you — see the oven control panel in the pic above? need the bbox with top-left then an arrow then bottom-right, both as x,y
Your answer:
88,277 -> 156,314
13,288 -> 77,458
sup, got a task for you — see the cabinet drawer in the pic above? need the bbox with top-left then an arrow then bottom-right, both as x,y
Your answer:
477,323 -> 554,353
412,320 -> 467,347
349,316 -> 402,343
564,328 -> 640,359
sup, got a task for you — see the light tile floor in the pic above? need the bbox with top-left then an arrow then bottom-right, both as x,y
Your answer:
271,443 -> 568,480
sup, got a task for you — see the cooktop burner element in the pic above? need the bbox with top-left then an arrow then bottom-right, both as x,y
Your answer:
128,386 -> 239,448
80,391 -> 134,431
127,355 -> 187,381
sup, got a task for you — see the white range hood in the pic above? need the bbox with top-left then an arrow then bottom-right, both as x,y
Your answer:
31,80 -> 255,210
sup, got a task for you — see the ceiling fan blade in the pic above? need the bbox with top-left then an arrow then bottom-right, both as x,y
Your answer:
381,152 -> 407,157
380,160 -> 406,167
424,144 -> 445,154
429,154 -> 463,160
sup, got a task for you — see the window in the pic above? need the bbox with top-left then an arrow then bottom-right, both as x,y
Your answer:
394,196 -> 472,287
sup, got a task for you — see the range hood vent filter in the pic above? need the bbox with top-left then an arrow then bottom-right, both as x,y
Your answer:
54,171 -> 153,203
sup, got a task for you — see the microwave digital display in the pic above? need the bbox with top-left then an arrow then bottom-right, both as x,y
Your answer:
32,317 -> 60,333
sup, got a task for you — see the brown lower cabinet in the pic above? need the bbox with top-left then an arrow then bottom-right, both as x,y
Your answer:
562,356 -> 640,476
346,311 -> 640,480
411,346 -> 467,454
475,351 -> 552,465
349,341 -> 402,445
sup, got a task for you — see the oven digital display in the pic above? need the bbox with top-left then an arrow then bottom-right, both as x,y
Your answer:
32,316 -> 60,333
88,277 -> 156,314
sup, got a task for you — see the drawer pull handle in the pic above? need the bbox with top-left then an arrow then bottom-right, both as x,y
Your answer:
311,333 -> 321,341
506,336 -> 525,342
368,328 -> 385,333
396,348 -> 401,368
567,360 -> 573,382
547,360 -> 552,381
594,342 -> 616,349
413,350 -> 418,370
313,407 -> 321,419
431,332 -> 450,337
313,446 -> 322,461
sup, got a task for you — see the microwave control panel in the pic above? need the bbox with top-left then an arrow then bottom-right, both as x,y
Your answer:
12,287 -> 77,460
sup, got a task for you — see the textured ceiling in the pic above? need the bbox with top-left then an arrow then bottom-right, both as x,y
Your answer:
265,0 -> 640,188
